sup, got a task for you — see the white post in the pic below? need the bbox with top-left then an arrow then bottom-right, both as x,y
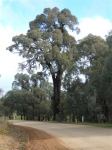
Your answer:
82,115 -> 84,123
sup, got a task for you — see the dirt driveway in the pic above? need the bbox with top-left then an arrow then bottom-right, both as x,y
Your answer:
14,121 -> 112,150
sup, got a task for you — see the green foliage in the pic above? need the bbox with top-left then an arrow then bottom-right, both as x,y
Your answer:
12,73 -> 30,90
2,71 -> 53,120
65,78 -> 88,121
78,34 -> 109,75
4,7 -> 112,122
106,31 -> 112,49
8,7 -> 79,120
97,54 -> 112,121
8,7 -> 78,74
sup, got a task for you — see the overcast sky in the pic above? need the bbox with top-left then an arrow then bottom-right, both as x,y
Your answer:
0,0 -> 112,93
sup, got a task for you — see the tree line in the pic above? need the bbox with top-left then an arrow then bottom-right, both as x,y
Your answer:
0,7 -> 112,122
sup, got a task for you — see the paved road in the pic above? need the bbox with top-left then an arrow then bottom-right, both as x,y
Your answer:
14,121 -> 112,150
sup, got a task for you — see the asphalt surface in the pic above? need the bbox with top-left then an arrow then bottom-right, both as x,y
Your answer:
13,121 -> 112,150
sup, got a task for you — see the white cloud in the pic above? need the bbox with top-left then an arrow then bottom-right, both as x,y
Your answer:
78,16 -> 112,39
71,16 -> 112,40
0,24 -> 22,93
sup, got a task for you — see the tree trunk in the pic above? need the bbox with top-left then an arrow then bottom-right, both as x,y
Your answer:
52,72 -> 62,121
38,113 -> 40,121
72,112 -> 75,122
32,104 -> 35,120
21,115 -> 23,120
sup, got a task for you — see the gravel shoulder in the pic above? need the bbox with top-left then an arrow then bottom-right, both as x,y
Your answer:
13,121 -> 112,150
16,125 -> 69,150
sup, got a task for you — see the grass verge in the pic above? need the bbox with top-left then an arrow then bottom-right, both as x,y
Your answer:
0,120 -> 28,150
79,122 -> 112,128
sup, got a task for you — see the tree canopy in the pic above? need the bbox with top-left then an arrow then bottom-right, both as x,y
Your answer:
8,7 -> 79,120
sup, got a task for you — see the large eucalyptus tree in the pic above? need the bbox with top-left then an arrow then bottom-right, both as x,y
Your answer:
8,7 -> 79,120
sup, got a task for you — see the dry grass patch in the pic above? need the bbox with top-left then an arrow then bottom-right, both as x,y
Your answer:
0,120 -> 28,150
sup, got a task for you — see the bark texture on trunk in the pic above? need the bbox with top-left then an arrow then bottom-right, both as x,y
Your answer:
52,71 -> 62,121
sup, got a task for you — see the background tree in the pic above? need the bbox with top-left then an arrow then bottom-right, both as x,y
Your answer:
65,78 -> 88,122
77,34 -> 109,119
78,34 -> 109,79
98,54 -> 112,122
3,90 -> 37,120
12,73 -> 30,90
